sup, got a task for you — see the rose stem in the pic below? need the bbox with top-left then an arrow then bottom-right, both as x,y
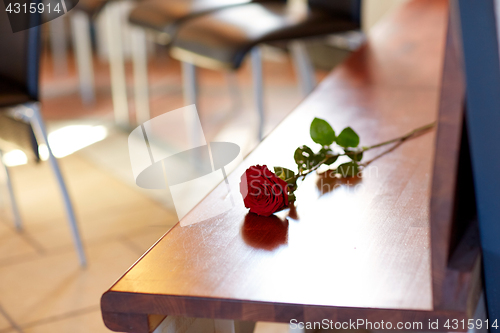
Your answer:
292,121 -> 436,182
360,121 -> 436,152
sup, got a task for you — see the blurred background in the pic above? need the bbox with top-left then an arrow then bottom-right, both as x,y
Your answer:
0,0 -> 407,332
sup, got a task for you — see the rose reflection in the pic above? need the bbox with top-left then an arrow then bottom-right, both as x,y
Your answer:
287,204 -> 299,220
316,169 -> 363,195
241,213 -> 288,251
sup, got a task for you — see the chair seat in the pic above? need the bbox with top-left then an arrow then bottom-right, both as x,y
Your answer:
128,0 -> 261,43
0,81 -> 35,107
0,80 -> 38,160
72,0 -> 109,17
170,2 -> 360,69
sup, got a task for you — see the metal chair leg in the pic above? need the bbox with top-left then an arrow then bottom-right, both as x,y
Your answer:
70,11 -> 96,104
104,2 -> 130,127
131,27 -> 150,125
251,47 -> 264,141
49,16 -> 68,76
225,72 -> 242,115
182,61 -> 198,107
181,62 -> 205,149
27,105 -> 87,267
0,150 -> 23,231
289,40 -> 316,97
95,13 -> 109,62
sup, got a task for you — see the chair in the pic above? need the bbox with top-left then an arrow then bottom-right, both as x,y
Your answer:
170,0 -> 361,139
68,0 -> 109,105
69,0 -> 99,105
128,0 -> 261,43
0,9 -> 87,266
128,0 -> 274,126
69,0 -> 137,128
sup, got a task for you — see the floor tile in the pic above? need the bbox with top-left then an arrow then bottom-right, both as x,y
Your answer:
9,156 -> 147,228
6,154 -> 177,253
0,183 -> 21,239
254,322 -> 290,333
0,239 -> 140,326
23,310 -> 110,333
0,227 -> 40,264
121,226 -> 172,255
0,215 -> 14,238
0,311 -> 12,332
23,205 -> 175,253
0,328 -> 14,333
76,130 -> 176,209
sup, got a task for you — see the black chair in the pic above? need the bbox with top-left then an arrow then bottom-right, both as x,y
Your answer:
170,0 -> 362,139
127,0 -> 277,126
0,8 -> 86,266
128,0 -> 263,42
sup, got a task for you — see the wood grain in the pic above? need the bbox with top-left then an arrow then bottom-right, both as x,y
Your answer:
101,0 -> 481,331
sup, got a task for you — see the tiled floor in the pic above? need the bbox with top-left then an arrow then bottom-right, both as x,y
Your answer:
0,311 -> 11,332
0,154 -> 176,333
0,33 -> 345,332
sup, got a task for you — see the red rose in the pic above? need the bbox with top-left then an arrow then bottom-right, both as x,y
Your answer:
240,165 -> 289,216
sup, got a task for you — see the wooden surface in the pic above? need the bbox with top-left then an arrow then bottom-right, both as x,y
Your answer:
430,1 -> 481,314
101,0 -> 480,331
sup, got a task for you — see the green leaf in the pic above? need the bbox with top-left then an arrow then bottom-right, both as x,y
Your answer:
336,162 -> 359,178
274,167 -> 296,184
346,148 -> 364,162
288,193 -> 296,203
315,148 -> 327,162
310,118 -> 336,146
337,127 -> 360,148
324,154 -> 339,165
294,145 -> 315,170
315,147 -> 338,165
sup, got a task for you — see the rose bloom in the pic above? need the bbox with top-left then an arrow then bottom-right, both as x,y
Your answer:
240,165 -> 289,216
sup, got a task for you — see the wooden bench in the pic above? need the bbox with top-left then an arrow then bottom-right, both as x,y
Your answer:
101,0 -> 482,331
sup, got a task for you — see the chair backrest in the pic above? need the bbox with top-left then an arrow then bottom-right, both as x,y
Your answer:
309,0 -> 361,24
0,8 -> 41,160
0,6 -> 41,100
